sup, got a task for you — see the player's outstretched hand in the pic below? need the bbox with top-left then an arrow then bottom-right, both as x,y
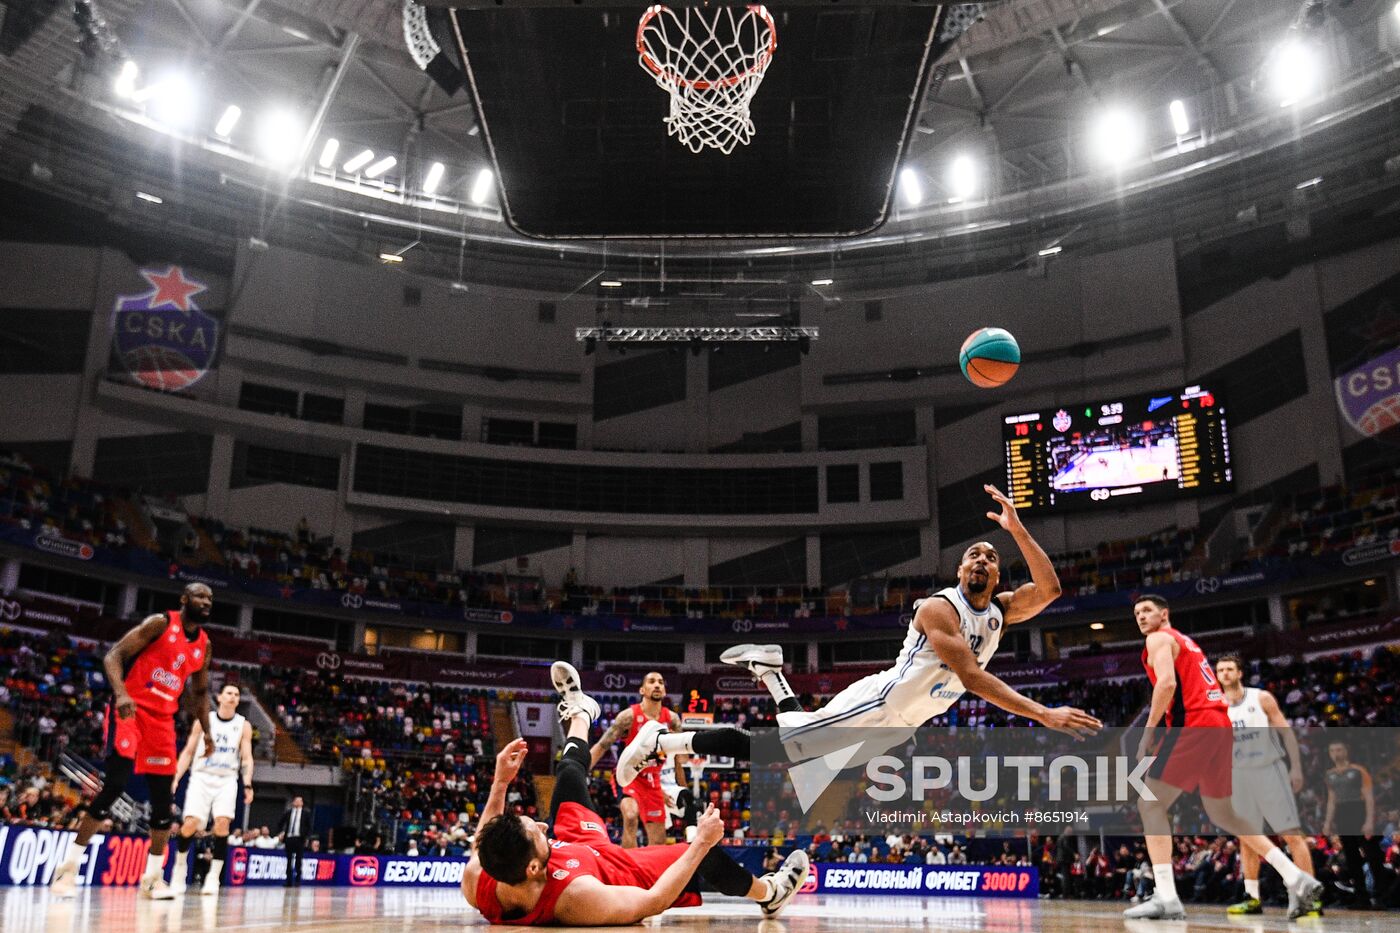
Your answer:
1039,706 -> 1102,740
695,804 -> 725,848
983,484 -> 1023,532
493,737 -> 529,784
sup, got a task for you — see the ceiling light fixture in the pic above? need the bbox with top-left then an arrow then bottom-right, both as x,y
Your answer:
948,154 -> 978,200
114,60 -> 139,99
343,149 -> 374,173
423,161 -> 446,194
214,105 -> 241,138
318,138 -> 340,169
470,168 -> 493,205
258,110 -> 302,164
365,156 -> 397,178
1168,99 -> 1189,137
1090,107 -> 1142,166
1270,38 -> 1321,106
898,167 -> 923,206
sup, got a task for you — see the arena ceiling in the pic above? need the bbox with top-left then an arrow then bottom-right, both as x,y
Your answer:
1,0 -> 1398,287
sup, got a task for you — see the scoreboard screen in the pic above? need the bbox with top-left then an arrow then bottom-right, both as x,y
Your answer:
1002,385 -> 1233,513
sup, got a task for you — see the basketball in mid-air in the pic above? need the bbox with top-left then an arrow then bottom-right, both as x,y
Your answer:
959,327 -> 1021,388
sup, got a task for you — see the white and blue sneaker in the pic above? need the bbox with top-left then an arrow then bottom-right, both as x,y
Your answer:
720,644 -> 785,679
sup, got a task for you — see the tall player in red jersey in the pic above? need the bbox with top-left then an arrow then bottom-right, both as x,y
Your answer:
590,671 -> 686,847
51,583 -> 216,899
462,661 -> 807,926
1124,594 -> 1322,920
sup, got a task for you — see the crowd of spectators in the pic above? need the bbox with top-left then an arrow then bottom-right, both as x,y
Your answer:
3,450 -> 1399,624
0,628 -> 107,764
253,665 -> 527,849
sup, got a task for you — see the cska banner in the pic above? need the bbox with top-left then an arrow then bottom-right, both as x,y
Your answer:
1335,344 -> 1400,439
108,265 -> 223,395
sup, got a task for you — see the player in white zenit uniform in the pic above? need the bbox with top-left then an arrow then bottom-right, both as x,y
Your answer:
615,486 -> 1101,780
1215,654 -> 1319,920
170,683 -> 254,896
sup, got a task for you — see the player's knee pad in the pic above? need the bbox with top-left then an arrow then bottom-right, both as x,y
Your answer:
177,832 -> 193,852
212,835 -> 229,861
147,779 -> 174,825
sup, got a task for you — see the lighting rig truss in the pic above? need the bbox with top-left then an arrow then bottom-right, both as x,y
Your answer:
575,326 -> 819,343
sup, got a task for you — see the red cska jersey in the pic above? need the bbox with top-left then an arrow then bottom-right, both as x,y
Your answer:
1141,626 -> 1229,728
473,803 -> 701,926
123,611 -> 209,715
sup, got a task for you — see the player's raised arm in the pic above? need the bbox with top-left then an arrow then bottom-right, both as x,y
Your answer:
472,738 -> 529,857
552,804 -> 723,925
104,614 -> 170,717
589,706 -> 632,768
983,485 -> 1062,623
917,600 -> 1100,738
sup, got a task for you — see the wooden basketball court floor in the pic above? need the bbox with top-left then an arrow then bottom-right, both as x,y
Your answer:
1,887 -> 1391,933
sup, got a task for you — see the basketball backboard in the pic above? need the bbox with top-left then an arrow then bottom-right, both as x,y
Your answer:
410,1 -> 963,239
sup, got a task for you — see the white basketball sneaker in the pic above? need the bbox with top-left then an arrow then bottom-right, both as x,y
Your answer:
720,644 -> 785,679
615,720 -> 666,788
1122,892 -> 1185,920
139,871 -> 177,900
49,860 -> 78,898
201,873 -> 221,896
169,874 -> 187,897
551,660 -> 600,723
759,850 -> 810,918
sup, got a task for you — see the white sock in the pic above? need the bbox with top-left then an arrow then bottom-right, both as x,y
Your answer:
758,669 -> 796,705
63,841 -> 85,867
208,859 -> 224,881
1153,863 -> 1178,901
758,878 -> 774,902
658,732 -> 695,755
1264,847 -> 1302,886
1244,878 -> 1260,900
146,853 -> 166,878
173,848 -> 188,879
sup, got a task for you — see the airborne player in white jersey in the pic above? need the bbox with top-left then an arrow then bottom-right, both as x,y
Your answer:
1215,654 -> 1320,920
170,683 -> 255,895
614,486 -> 1101,781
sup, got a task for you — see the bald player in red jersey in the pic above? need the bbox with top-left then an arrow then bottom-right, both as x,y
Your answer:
590,671 -> 686,847
51,584 -> 216,899
1124,594 -> 1322,920
462,661 -> 808,926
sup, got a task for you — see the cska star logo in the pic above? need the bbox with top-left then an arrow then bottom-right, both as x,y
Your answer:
111,265 -> 219,393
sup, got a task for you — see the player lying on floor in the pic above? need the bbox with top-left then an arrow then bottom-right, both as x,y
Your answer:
461,669 -> 808,926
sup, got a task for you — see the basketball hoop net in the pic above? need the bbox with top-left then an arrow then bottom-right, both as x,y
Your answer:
636,4 -> 777,155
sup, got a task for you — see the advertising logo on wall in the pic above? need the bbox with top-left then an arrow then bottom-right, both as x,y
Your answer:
109,265 -> 221,393
1335,344 -> 1400,439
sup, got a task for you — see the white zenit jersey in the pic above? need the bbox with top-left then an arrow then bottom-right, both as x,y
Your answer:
191,712 -> 245,779
883,586 -> 1006,726
1228,687 -> 1284,769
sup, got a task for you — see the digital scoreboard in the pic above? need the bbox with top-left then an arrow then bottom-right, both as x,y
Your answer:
1002,385 -> 1233,513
